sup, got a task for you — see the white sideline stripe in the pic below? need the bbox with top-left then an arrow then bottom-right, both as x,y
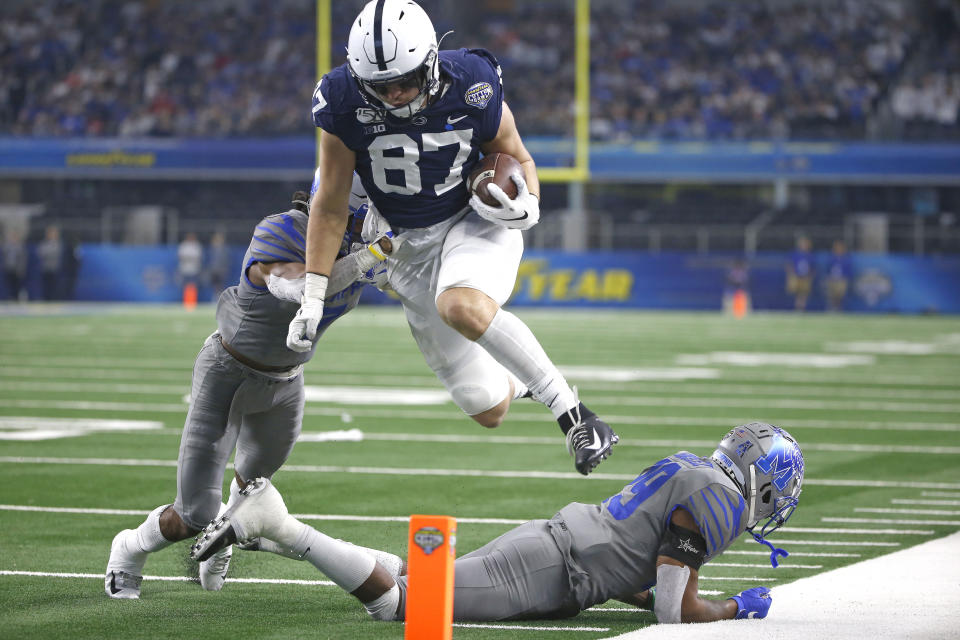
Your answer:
0,570 -> 335,586
893,499 -> 960,506
603,531 -> 960,640
2,398 -> 957,433
747,539 -> 898,547
723,550 -> 860,558
707,562 -> 823,569
2,456 -> 959,490
453,623 -> 610,632
857,507 -> 960,516
823,517 -> 960,526
922,491 -> 960,498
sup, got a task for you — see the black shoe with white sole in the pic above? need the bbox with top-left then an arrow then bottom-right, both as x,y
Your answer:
565,413 -> 619,475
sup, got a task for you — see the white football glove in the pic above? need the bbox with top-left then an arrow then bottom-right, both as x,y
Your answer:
469,173 -> 540,230
286,273 -> 327,352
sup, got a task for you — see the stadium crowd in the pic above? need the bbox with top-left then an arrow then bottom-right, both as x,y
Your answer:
0,0 -> 955,140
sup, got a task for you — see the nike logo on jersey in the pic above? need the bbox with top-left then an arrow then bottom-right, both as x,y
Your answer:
447,114 -> 468,125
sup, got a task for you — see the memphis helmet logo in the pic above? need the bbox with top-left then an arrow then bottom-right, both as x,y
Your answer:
754,435 -> 802,491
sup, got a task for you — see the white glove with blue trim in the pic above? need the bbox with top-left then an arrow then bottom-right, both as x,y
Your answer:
469,173 -> 540,231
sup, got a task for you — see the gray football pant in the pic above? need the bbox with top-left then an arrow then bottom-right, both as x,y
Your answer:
172,335 -> 304,530
397,520 -> 578,621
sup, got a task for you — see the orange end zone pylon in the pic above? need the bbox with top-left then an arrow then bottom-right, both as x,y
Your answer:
183,282 -> 198,311
405,515 -> 456,640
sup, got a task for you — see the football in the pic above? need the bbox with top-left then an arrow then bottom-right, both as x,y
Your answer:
467,152 -> 522,207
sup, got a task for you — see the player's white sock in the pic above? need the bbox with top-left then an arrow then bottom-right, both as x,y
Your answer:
136,504 -> 175,552
505,369 -> 529,400
341,540 -> 404,580
364,583 -> 401,621
287,525 -> 377,593
475,309 -> 575,418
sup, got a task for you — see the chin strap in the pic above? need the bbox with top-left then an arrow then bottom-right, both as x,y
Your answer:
751,530 -> 789,568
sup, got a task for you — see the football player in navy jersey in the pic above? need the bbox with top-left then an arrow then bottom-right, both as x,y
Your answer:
105,177 -> 398,600
288,0 -> 618,475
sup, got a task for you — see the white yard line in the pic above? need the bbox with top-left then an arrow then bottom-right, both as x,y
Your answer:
922,491 -> 960,498
723,550 -> 859,558
0,570 -> 334,586
893,499 -> 960,506
857,507 -> 960,516
603,531 -> 960,640
2,398 -> 958,433
781,526 -> 933,535
823,517 -> 960,526
750,539 -> 898,547
1,456 -> 958,491
706,563 -> 822,570
453,623 -> 609,632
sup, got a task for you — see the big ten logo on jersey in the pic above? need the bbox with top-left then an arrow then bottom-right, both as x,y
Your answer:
513,259 -> 633,304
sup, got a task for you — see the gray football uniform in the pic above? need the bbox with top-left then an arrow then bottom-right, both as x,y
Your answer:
394,451 -> 747,621
173,187 -> 368,529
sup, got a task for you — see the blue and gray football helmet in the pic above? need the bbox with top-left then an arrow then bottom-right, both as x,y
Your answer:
711,422 -> 804,567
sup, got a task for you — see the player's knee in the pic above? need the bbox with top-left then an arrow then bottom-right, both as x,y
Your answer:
436,289 -> 497,340
452,384 -> 509,425
469,397 -> 510,429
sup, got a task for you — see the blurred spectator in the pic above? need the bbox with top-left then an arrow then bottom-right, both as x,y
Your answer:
37,223 -> 63,300
205,230 -> 231,300
786,235 -> 814,311
2,228 -> 28,301
825,239 -> 853,311
177,231 -> 203,291
0,0 -> 952,141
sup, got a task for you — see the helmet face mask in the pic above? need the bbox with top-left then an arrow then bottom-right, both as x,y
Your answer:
347,0 -> 440,121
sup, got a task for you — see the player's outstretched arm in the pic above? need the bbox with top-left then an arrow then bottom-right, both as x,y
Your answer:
287,132 -> 356,352
652,508 -> 741,623
249,234 -> 401,303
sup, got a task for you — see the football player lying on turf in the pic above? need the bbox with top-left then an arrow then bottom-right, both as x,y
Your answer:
191,422 -> 804,623
105,176 -> 401,599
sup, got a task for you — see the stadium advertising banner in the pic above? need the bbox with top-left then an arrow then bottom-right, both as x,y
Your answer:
2,138 -> 959,182
11,246 -> 955,314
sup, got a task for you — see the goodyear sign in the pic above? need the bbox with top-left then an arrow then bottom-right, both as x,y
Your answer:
513,259 -> 633,303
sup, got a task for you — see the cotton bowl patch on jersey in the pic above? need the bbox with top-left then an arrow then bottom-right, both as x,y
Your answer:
465,82 -> 494,109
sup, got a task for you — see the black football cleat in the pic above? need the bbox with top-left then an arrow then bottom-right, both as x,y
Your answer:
565,412 -> 619,475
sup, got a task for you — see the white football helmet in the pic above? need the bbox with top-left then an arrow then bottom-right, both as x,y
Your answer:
346,0 -> 441,120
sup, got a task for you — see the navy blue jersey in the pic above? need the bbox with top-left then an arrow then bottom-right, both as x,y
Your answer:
312,48 -> 504,229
